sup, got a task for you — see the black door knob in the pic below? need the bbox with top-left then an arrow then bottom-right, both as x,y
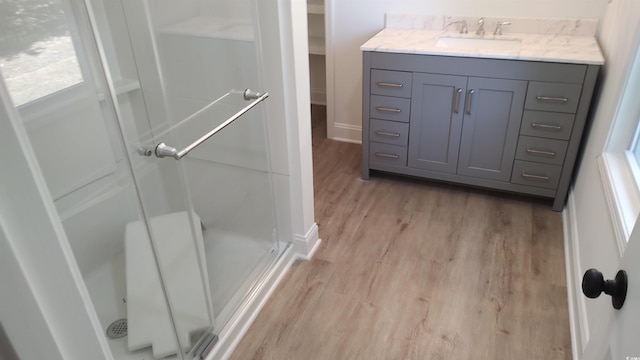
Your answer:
582,268 -> 628,310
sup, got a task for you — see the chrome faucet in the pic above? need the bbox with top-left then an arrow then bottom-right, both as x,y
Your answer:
476,18 -> 485,36
445,20 -> 468,34
494,21 -> 511,36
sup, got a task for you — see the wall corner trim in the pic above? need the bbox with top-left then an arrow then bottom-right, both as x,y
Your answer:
563,190 -> 590,360
293,222 -> 321,260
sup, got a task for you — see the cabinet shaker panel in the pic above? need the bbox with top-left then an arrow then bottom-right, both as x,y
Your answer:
525,81 -> 582,113
511,160 -> 562,189
370,95 -> 411,122
515,136 -> 568,166
520,110 -> 575,140
457,77 -> 527,181
370,69 -> 412,98
369,119 -> 409,146
408,73 -> 467,174
369,142 -> 408,167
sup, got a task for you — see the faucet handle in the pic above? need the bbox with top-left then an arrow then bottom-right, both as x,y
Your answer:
445,20 -> 468,34
476,17 -> 485,35
494,21 -> 511,36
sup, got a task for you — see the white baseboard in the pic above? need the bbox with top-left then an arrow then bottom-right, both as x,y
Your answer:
563,190 -> 589,360
293,222 -> 321,260
310,88 -> 326,106
208,222 -> 322,359
206,223 -> 321,360
207,245 -> 296,360
330,122 -> 362,144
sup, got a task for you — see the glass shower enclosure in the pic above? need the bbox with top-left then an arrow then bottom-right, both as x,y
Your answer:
0,0 -> 288,358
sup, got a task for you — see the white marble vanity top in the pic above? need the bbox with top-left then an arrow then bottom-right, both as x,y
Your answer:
361,15 -> 604,65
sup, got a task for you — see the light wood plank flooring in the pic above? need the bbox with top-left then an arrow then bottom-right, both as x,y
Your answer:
230,105 -> 571,360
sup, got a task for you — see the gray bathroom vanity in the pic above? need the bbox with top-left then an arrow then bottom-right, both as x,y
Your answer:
361,20 -> 604,211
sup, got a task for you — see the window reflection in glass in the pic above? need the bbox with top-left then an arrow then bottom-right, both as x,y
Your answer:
0,0 -> 83,106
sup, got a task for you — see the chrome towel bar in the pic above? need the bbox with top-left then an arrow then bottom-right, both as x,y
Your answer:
140,89 -> 268,160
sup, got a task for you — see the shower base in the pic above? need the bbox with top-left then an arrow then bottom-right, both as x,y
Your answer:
84,227 -> 278,360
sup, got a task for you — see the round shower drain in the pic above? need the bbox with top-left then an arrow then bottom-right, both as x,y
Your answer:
106,319 -> 128,339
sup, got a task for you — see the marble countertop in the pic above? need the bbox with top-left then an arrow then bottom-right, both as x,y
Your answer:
360,28 -> 604,65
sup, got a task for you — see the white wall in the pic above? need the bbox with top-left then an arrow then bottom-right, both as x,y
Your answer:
326,0 -> 609,142
281,0 -> 318,254
566,0 -> 640,357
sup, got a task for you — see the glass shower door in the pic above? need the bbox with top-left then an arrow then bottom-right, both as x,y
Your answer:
111,0 -> 283,355
0,0 -> 202,359
1,0 -> 284,358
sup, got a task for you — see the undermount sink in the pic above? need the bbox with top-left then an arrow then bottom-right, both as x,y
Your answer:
435,36 -> 522,50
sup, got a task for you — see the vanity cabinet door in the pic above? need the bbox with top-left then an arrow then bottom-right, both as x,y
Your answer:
408,73 -> 467,173
457,77 -> 527,181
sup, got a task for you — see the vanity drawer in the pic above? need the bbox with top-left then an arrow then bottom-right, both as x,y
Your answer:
515,136 -> 568,166
371,69 -> 412,98
525,82 -> 582,113
520,110 -> 575,140
369,142 -> 407,167
369,119 -> 409,146
370,95 -> 411,122
511,160 -> 561,189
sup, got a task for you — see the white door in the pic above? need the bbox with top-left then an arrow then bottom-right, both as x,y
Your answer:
582,221 -> 640,360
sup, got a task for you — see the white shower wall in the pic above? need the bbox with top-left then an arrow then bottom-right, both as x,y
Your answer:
196,0 -> 252,21
21,0 -> 272,276
153,11 -> 277,238
151,0 -> 252,28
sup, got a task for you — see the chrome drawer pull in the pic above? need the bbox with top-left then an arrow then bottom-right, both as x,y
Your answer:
377,82 -> 403,88
536,96 -> 569,103
453,88 -> 462,114
531,123 -> 563,130
375,107 -> 402,113
526,148 -> 556,157
465,89 -> 475,115
375,131 -> 401,138
375,152 -> 400,159
521,172 -> 550,181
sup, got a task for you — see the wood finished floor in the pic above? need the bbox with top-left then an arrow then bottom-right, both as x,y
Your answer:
230,105 -> 571,360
